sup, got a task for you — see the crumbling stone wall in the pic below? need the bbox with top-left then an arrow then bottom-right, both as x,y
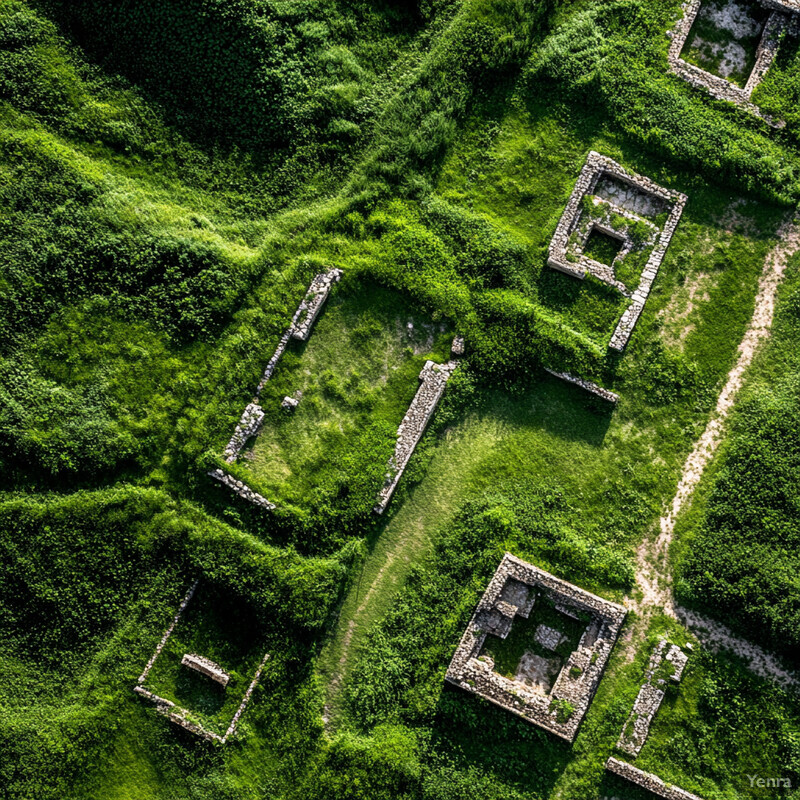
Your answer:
291,270 -> 342,341
134,582 -> 270,745
208,468 -> 276,510
548,152 -> 687,353
210,270 -> 342,511
223,652 -> 270,741
668,0 -> 793,127
446,553 -> 626,742
182,654 -> 231,686
544,369 -> 619,404
223,404 -> 265,463
138,581 -> 198,684
374,357 -> 459,514
617,639 -> 689,757
606,757 -> 704,800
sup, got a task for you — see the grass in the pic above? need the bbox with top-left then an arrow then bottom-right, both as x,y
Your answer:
238,279 -> 452,506
583,227 -> 624,267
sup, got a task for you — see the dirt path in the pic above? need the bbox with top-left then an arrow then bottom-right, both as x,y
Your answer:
677,607 -> 798,688
634,216 -> 800,615
630,216 -> 800,682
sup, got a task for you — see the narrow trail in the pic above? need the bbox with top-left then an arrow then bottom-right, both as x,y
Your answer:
677,607 -> 798,689
319,421 -> 505,728
630,216 -> 800,685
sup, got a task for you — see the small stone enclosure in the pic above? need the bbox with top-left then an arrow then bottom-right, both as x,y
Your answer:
446,553 -> 626,742
668,0 -> 800,125
134,581 -> 269,744
548,152 -> 687,352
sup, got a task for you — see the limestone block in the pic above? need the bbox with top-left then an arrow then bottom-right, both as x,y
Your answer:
606,758 -> 705,800
182,653 -> 230,687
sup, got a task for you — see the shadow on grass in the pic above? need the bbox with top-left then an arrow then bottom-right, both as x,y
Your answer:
174,666 -> 227,717
599,769 -> 659,800
428,684 -> 573,797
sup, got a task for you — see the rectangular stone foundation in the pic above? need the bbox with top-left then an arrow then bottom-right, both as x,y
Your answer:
606,758 -> 704,800
446,554 -> 626,742
668,0 -> 795,127
548,152 -> 687,352
134,583 -> 270,744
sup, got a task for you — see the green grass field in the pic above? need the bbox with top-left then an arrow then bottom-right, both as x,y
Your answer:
4,0 -> 800,798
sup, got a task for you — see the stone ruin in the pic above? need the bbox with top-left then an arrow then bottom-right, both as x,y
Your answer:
210,269 -> 342,509
182,653 -> 231,687
207,468 -> 276,510
617,639 -> 689,757
445,553 -> 626,743
544,368 -> 620,404
668,0 -> 800,126
549,152 -> 687,353
374,343 -> 462,514
606,757 -> 705,800
134,581 -> 270,744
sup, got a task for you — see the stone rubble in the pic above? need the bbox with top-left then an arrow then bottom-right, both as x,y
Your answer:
451,335 -> 466,357
208,468 -> 276,510
548,152 -> 687,353
211,270 -> 342,511
617,639 -> 689,757
374,354 -> 460,514
544,369 -> 620,404
182,653 -> 231,687
291,269 -> 343,341
668,0 -> 795,127
281,395 -> 299,411
446,553 -> 626,743
223,403 -> 265,463
606,757 -> 705,800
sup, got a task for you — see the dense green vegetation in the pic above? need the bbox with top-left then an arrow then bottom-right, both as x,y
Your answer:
3,0 -> 800,797
677,249 -> 800,658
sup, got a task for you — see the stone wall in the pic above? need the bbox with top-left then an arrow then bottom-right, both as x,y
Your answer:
223,652 -> 271,741
667,0 -> 790,128
134,581 -> 270,745
291,269 -> 342,341
211,269 -> 342,511
223,403 -> 265,463
548,152 -> 687,353
617,639 -> 689,757
446,553 -> 626,742
138,581 -> 198,684
374,357 -> 459,514
208,468 -> 276,510
182,653 -> 231,686
544,369 -> 619,404
606,758 -> 704,800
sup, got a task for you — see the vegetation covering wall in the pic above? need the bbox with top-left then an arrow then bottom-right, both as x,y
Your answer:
3,0 -> 800,797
